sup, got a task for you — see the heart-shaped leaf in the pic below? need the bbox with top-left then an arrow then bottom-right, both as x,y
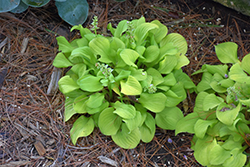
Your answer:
0,0 -> 20,12
53,52 -> 73,68
138,93 -> 167,113
215,42 -> 239,64
10,1 -> 28,13
70,116 -> 95,145
113,101 -> 136,119
98,107 -> 122,135
155,107 -> 184,130
111,123 -> 140,149
120,49 -> 140,68
22,0 -> 50,7
241,53 -> 250,74
216,103 -> 241,125
55,0 -> 89,25
203,94 -> 224,111
194,119 -> 218,139
139,113 -> 155,143
158,55 -> 177,74
58,75 -> 80,94
175,112 -> 199,135
120,75 -> 142,95
77,75 -> 103,92
134,23 -> 158,45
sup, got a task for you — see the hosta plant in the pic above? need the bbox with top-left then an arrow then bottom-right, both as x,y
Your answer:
176,42 -> 250,167
53,16 -> 195,149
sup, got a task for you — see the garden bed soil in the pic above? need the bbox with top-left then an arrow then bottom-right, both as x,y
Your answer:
0,0 -> 250,166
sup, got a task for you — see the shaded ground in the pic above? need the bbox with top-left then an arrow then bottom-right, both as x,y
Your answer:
0,0 -> 250,166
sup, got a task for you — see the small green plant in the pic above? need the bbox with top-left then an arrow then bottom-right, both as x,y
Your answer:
53,16 -> 195,149
176,42 -> 250,166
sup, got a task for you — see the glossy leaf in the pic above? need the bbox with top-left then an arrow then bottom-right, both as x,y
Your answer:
203,94 -> 224,111
216,103 -> 241,125
241,53 -> 250,74
53,52 -> 73,68
64,97 -> 77,122
123,111 -> 141,132
155,107 -> 184,130
138,93 -> 167,113
112,123 -> 140,149
55,0 -> 89,25
22,0 -> 49,7
98,107 -> 122,135
89,37 -> 112,63
10,1 -> 28,13
150,20 -> 168,43
175,112 -> 199,135
160,33 -> 188,56
57,36 -> 74,53
143,45 -> 160,63
140,113 -> 155,142
158,55 -> 177,74
146,68 -> 164,86
77,75 -> 103,92
215,42 -> 239,64
120,75 -> 142,95
134,23 -> 158,45
209,142 -> 231,165
223,148 -> 247,167
86,93 -> 104,108
229,63 -> 250,84
0,0 -> 19,12
113,101 -> 136,119
70,116 -> 95,145
58,75 -> 80,94
194,119 -> 218,139
120,49 -> 139,68
193,136 -> 216,166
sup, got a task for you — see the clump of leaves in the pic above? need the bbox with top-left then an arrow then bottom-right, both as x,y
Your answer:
53,16 -> 195,149
176,42 -> 250,167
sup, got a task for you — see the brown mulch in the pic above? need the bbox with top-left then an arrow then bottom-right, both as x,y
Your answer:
0,0 -> 250,166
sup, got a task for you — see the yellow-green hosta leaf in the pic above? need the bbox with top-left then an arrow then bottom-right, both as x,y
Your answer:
173,69 -> 196,90
158,55 -> 178,74
143,45 -> 160,63
69,46 -> 96,64
229,63 -> 250,84
155,107 -> 184,130
165,82 -> 186,107
215,42 -> 239,64
114,20 -> 128,38
150,20 -> 168,43
73,94 -> 88,113
160,33 -> 188,56
208,142 -> 231,165
89,37 -> 112,63
70,116 -> 95,145
134,23 -> 158,46
64,97 -> 76,122
175,54 -> 189,69
146,68 -> 164,86
175,112 -> 199,135
123,111 -> 141,132
120,75 -> 142,95
139,113 -> 155,143
193,136 -> 216,166
110,37 -> 125,51
138,93 -> 167,113
58,75 -> 80,94
197,72 -> 213,92
113,101 -> 136,119
56,36 -> 74,53
77,75 -> 103,92
216,103 -> 241,125
203,94 -> 224,111
223,148 -> 247,167
242,53 -> 250,75
98,107 -> 122,135
204,64 -> 229,77
111,123 -> 140,149
53,52 -> 73,68
120,49 -> 140,68
86,93 -> 105,108
194,119 -> 218,139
